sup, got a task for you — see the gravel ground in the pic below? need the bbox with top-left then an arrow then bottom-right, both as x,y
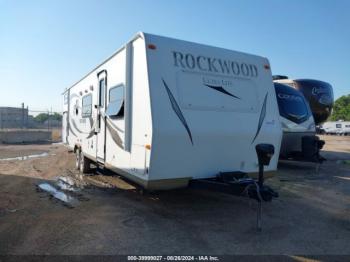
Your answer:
0,136 -> 349,257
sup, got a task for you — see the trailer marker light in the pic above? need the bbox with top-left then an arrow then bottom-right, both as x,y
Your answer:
264,64 -> 270,70
145,144 -> 151,150
148,44 -> 157,50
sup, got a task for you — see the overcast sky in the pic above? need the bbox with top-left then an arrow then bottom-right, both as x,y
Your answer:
1,0 -> 349,112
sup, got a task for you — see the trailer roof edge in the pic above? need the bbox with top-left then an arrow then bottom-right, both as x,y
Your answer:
63,32 -> 146,94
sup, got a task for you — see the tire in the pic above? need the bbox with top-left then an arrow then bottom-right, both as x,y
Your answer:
79,152 -> 91,174
75,149 -> 81,170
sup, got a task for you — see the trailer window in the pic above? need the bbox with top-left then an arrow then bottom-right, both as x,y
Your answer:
99,79 -> 105,107
106,85 -> 124,117
336,124 -> 342,128
82,94 -> 92,117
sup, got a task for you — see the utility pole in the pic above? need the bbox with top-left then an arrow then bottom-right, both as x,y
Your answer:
26,106 -> 29,129
50,107 -> 52,130
47,110 -> 50,131
21,103 -> 24,129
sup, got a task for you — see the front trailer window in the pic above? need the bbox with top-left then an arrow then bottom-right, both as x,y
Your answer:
106,85 -> 124,117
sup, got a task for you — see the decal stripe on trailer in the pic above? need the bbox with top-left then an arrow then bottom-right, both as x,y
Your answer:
252,93 -> 268,144
106,118 -> 124,149
204,84 -> 241,99
162,79 -> 194,145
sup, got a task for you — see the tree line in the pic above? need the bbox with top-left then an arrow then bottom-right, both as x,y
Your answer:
34,112 -> 62,123
330,94 -> 350,121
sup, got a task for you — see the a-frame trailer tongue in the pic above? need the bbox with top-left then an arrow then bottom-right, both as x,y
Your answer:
189,143 -> 278,231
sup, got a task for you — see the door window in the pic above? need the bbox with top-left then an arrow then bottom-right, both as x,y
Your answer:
99,78 -> 105,107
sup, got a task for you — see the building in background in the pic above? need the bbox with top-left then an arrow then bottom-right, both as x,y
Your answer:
0,104 -> 62,130
0,105 -> 28,129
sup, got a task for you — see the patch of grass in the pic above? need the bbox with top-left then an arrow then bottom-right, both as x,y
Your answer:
343,160 -> 350,165
51,129 -> 61,141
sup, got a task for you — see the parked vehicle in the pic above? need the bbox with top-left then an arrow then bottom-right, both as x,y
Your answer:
274,83 -> 324,163
319,121 -> 350,135
273,76 -> 334,125
62,32 -> 282,191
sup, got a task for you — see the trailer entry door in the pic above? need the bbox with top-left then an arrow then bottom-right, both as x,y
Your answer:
96,71 -> 107,162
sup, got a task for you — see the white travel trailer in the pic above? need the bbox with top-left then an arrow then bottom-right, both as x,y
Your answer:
62,32 -> 282,191
320,121 -> 350,135
274,83 -> 324,162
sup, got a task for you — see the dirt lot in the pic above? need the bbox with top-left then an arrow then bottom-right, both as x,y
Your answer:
0,135 -> 349,256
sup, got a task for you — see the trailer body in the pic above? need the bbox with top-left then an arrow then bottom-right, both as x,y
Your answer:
62,33 -> 282,190
320,121 -> 350,135
274,83 -> 324,162
274,78 -> 334,125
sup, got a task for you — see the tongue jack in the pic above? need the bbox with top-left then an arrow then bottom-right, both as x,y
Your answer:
255,144 -> 275,232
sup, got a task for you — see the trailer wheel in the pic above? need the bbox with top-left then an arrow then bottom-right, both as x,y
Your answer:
75,149 -> 81,170
79,152 -> 91,174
